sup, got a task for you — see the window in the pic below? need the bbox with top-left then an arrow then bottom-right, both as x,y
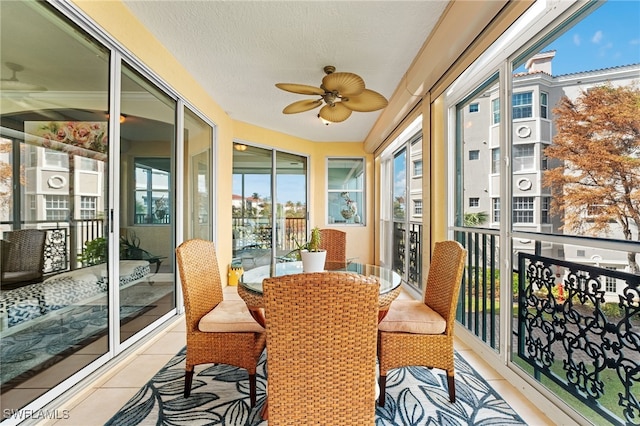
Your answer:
78,157 -> 98,172
491,98 -> 500,124
513,196 -> 534,223
413,160 -> 423,177
491,148 -> 500,173
80,196 -> 97,219
540,92 -> 548,118
469,103 -> 479,113
45,195 -> 69,220
513,144 -> 535,171
541,197 -> 550,224
327,158 -> 364,224
413,199 -> 423,215
134,158 -> 171,224
469,197 -> 479,207
492,198 -> 500,222
604,267 -> 617,293
512,92 -> 533,119
44,149 -> 68,168
469,150 -> 480,160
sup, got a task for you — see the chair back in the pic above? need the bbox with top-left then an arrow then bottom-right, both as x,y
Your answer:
319,228 -> 346,270
264,272 -> 379,424
2,229 -> 46,275
423,240 -> 467,334
176,239 -> 224,332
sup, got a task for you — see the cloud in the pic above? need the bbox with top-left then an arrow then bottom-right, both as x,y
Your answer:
630,39 -> 640,46
573,34 -> 581,46
591,30 -> 603,44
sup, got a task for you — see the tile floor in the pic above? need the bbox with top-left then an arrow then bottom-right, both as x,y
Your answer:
37,287 -> 554,426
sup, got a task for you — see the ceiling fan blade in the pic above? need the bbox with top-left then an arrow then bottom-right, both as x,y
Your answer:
276,83 -> 325,96
319,103 -> 352,123
322,72 -> 365,97
282,99 -> 323,114
342,89 -> 388,112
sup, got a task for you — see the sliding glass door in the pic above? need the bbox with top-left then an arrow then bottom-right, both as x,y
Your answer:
232,144 -> 307,270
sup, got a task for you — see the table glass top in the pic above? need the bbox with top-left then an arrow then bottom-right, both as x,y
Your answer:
240,261 -> 401,295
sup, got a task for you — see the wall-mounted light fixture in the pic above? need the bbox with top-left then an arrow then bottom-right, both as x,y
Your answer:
234,143 -> 248,151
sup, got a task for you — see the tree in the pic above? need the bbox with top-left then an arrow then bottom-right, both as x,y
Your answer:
543,84 -> 640,273
464,211 -> 488,227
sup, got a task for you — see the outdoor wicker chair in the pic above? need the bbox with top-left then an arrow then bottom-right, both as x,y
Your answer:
377,240 -> 467,406
263,272 -> 380,425
175,239 -> 266,404
319,228 -> 347,270
1,229 -> 47,289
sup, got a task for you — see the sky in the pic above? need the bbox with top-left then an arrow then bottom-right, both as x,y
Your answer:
535,0 -> 640,76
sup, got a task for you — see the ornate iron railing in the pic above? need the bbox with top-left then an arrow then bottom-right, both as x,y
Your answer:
518,253 -> 639,425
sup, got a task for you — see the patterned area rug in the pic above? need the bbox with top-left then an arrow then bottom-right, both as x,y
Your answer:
106,348 -> 527,425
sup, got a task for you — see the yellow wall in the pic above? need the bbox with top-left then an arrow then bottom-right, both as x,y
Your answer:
71,1 -> 374,279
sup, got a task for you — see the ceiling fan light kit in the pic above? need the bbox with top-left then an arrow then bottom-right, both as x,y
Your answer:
276,65 -> 388,124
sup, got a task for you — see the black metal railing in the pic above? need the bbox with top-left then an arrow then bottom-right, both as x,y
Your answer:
518,253 -> 639,425
393,221 -> 423,291
454,228 -> 501,350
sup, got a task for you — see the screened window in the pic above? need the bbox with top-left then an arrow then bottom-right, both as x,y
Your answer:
513,196 -> 534,223
80,196 -> 97,219
540,92 -> 548,118
413,160 -> 423,177
491,98 -> 500,124
469,150 -> 480,160
45,195 -> 69,220
492,198 -> 500,222
491,148 -> 500,174
512,92 -> 533,119
328,158 -> 364,224
541,197 -> 550,224
413,199 -> 423,215
469,197 -> 479,207
469,103 -> 479,113
134,158 -> 171,224
513,144 -> 535,171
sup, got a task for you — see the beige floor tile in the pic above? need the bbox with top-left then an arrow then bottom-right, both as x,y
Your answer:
489,379 -> 555,426
456,348 -> 503,381
142,331 -> 186,355
101,354 -> 173,388
50,388 -> 139,426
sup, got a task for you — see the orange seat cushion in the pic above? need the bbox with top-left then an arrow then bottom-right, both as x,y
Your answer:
378,299 -> 446,334
199,300 -> 264,333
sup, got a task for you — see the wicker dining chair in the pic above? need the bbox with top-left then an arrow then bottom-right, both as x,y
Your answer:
1,229 -> 47,288
319,228 -> 347,270
377,240 -> 467,406
175,239 -> 266,404
263,272 -> 380,425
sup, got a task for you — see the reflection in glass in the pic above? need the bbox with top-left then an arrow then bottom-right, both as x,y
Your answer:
0,0 -> 109,411
119,63 -> 176,343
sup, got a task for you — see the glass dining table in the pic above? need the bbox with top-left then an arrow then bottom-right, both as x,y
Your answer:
237,261 -> 402,328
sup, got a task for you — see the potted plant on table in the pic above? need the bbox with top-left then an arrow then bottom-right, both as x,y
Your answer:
300,227 -> 326,272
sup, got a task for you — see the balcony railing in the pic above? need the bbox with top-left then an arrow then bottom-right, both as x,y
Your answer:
518,253 -> 639,425
453,227 -> 639,425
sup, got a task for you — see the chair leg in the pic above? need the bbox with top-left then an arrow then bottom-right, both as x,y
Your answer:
184,368 -> 195,398
447,371 -> 455,402
249,373 -> 256,406
378,374 -> 387,406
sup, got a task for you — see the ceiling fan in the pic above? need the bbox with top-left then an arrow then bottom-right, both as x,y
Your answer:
1,62 -> 47,92
275,65 -> 388,123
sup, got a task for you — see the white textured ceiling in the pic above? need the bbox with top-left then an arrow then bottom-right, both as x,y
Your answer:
121,1 -> 449,142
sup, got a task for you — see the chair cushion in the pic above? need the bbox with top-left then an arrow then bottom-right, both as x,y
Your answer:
199,300 -> 264,333
378,299 -> 446,334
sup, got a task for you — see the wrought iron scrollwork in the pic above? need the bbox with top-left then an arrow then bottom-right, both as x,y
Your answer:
518,253 -> 639,425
